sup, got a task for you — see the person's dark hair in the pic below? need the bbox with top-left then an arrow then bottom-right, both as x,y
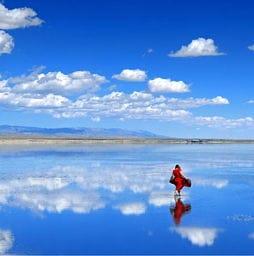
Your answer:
175,164 -> 180,169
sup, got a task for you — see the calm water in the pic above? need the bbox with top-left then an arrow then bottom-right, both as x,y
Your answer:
0,143 -> 254,255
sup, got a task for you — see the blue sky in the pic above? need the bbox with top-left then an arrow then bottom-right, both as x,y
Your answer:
1,0 -> 254,138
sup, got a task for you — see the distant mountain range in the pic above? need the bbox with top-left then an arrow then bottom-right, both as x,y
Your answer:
0,125 -> 163,139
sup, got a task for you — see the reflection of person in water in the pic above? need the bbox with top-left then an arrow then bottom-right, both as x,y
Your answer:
170,197 -> 191,225
170,164 -> 191,196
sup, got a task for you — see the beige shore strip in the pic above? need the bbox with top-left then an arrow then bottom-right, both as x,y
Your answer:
1,137 -> 254,145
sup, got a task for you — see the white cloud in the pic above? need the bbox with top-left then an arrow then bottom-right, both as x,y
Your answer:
0,30 -> 14,54
59,91 -> 191,120
169,38 -> 224,57
108,85 -> 117,91
0,77 -> 250,131
194,116 -> 254,128
171,227 -> 221,247
194,178 -> 228,189
112,69 -> 147,82
148,78 -> 190,93
0,92 -> 70,108
142,48 -> 154,57
11,70 -> 108,95
248,45 -> 254,51
0,230 -> 14,254
25,93 -> 70,108
114,202 -> 147,215
167,96 -> 229,109
1,70 -> 253,131
211,96 -> 229,104
0,80 -> 9,92
0,3 -> 43,29
69,93 -> 228,121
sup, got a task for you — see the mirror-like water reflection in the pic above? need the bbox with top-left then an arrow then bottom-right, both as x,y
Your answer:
0,143 -> 254,254
170,197 -> 191,225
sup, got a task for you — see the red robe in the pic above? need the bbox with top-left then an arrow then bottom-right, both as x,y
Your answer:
172,167 -> 190,192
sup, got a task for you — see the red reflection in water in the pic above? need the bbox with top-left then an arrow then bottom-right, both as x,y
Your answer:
170,197 -> 191,225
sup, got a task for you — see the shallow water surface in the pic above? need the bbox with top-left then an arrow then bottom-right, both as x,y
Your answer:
0,143 -> 253,255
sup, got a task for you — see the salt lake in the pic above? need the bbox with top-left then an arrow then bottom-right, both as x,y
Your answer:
0,143 -> 253,255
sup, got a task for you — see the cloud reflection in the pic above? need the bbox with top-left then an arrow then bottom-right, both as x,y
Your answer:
148,191 -> 173,207
114,202 -> 147,215
0,164 -> 168,215
171,227 -> 221,247
14,190 -> 105,214
0,163 -> 227,216
0,229 -> 14,255
249,233 -> 254,239
194,178 -> 228,189
227,214 -> 254,222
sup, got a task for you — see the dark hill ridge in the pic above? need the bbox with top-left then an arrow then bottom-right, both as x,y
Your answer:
0,125 -> 163,139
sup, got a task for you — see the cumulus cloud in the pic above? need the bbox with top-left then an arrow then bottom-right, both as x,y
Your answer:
169,38 -> 224,57
171,227 -> 221,247
0,230 -> 14,255
114,202 -> 147,215
0,73 -> 237,129
0,30 -> 14,54
25,93 -> 70,108
148,78 -> 190,93
112,69 -> 147,82
0,80 -> 9,92
11,70 -> 108,95
142,48 -> 154,57
56,91 -> 191,120
211,96 -> 229,104
193,116 -> 254,128
0,69 -> 252,131
167,96 -> 229,109
62,92 -> 228,121
0,91 -> 70,109
0,3 -> 43,29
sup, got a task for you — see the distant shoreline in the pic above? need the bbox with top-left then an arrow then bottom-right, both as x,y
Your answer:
1,137 -> 254,144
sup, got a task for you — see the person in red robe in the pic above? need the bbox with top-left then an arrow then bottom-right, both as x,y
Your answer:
170,164 -> 191,196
